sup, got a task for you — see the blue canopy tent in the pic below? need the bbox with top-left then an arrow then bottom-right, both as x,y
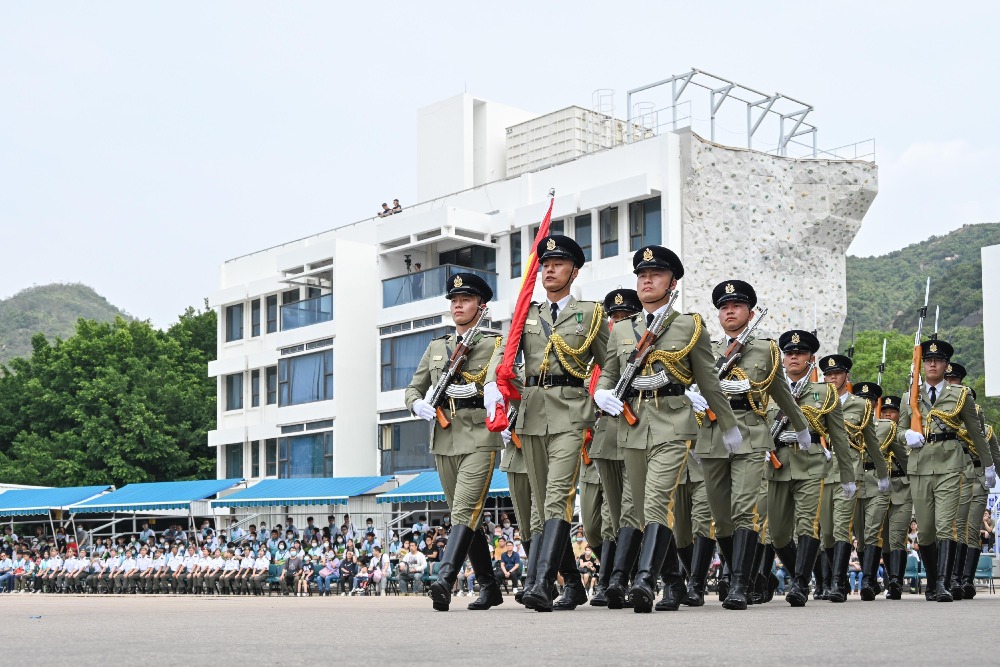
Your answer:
211,477 -> 393,508
0,485 -> 113,542
376,470 -> 509,504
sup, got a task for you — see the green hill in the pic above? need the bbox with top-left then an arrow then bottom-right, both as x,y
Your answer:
843,222 -> 1000,378
0,284 -> 131,365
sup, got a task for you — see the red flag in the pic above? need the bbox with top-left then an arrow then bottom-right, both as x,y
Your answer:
486,194 -> 555,432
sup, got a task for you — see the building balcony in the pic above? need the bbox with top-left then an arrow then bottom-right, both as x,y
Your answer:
281,293 -> 333,331
382,264 -> 497,308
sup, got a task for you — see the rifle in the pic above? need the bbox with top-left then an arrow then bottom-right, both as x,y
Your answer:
907,278 -> 931,433
845,321 -> 855,394
767,361 -> 818,469
611,291 -> 680,427
704,306 -> 769,422
504,405 -> 522,449
427,305 -> 490,429
875,338 -> 887,419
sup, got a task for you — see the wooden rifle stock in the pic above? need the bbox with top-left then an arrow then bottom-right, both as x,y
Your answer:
511,431 -> 522,449
909,343 -> 923,432
768,451 -> 783,469
435,406 -> 451,429
622,401 -> 638,426
582,428 -> 593,465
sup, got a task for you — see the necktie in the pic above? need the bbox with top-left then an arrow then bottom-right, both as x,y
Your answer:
456,334 -> 463,344
929,386 -> 937,405
646,313 -> 654,328
550,303 -> 559,322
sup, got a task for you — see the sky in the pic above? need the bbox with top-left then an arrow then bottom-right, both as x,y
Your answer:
3,1 -> 999,327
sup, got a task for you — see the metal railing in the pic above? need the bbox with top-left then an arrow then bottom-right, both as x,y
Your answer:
281,293 -> 333,331
382,264 -> 498,308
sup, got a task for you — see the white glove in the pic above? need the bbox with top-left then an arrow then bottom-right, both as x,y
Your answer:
841,482 -> 857,500
412,399 -> 436,422
823,447 -> 832,461
722,426 -> 743,454
904,430 -> 925,448
986,466 -> 997,489
594,389 -> 623,416
483,382 -> 504,420
501,429 -> 512,445
877,477 -> 890,493
796,429 -> 812,451
685,389 -> 709,413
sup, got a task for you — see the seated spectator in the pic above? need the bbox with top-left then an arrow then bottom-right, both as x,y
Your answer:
457,558 -> 475,596
281,547 -> 303,596
295,555 -> 314,596
907,519 -> 919,551
421,535 -> 439,564
343,538 -> 359,562
499,540 -> 522,591
387,533 -> 402,565
352,564 -> 369,594
499,513 -> 514,542
982,510 -> 996,552
378,203 -> 392,218
398,542 -> 427,595
250,547 -> 270,595
229,519 -> 245,544
333,535 -> 347,558
0,551 -> 13,593
308,538 -> 323,560
285,517 -> 299,541
339,552 -> 358,595
235,548 -> 254,595
848,540 -> 862,594
303,517 -> 318,542
342,514 -> 358,542
392,199 -> 402,214
441,513 -> 452,534
572,526 -> 588,559
363,517 -> 379,542
492,537 -> 507,562
273,541 -> 289,566
411,515 -> 429,544
433,532 -> 447,562
774,556 -> 790,594
369,546 -> 389,596
578,544 -> 597,593
316,554 -> 340,597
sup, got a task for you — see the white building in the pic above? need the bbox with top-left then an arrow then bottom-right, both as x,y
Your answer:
208,82 -> 878,481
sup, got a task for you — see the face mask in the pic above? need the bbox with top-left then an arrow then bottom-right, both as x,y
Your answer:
367,523 -> 373,528
503,522 -> 511,528
576,537 -> 584,542
443,518 -> 450,524
311,543 -> 317,548
290,551 -> 297,557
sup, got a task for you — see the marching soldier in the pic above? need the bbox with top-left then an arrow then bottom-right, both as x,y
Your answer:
405,272 -> 506,612
765,331 -> 854,607
594,245 -> 742,613
587,288 -> 642,607
818,354 -> 888,603
850,382 -> 892,600
897,340 -> 993,602
497,235 -> 610,613
874,394 -> 912,599
693,280 -> 811,610
673,447 -> 712,608
499,409 -> 540,603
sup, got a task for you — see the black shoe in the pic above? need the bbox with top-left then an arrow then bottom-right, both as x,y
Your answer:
716,535 -> 733,601
859,544 -> 881,601
950,542 -> 966,600
553,540 -> 588,611
922,542 -> 938,601
466,529 -> 503,611
886,549 -> 905,600
828,541 -> 851,603
935,540 -> 954,602
429,525 -> 475,611
682,536 -> 714,607
630,524 -> 672,613
723,528 -> 758,610
590,540 -> 615,607
522,519 -> 570,612
515,539 -> 534,605
785,536 -> 820,607
605,526 -> 642,610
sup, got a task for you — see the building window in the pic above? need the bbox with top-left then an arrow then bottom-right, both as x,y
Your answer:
251,299 -> 261,337
251,440 -> 260,478
250,369 -> 260,408
380,327 -> 449,391
266,295 -> 278,334
225,304 -> 244,342
600,207 -> 618,258
379,420 -> 434,474
438,245 -> 496,272
265,438 -> 277,476
226,443 -> 244,479
629,196 -> 662,251
574,214 -> 592,262
510,231 -> 522,277
531,219 -> 564,244
266,366 -> 277,405
278,431 -> 333,478
225,373 -> 243,411
282,289 -> 300,305
278,350 -> 334,406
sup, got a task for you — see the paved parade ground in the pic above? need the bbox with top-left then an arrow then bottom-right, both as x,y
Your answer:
3,593 -> 998,664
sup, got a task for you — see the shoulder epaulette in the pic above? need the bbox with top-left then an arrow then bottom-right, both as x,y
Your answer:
433,333 -> 451,341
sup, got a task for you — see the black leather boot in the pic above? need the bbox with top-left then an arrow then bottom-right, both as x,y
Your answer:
552,540 -> 588,611
515,539 -> 533,604
605,526 -> 642,610
716,535 -> 733,601
935,540 -> 954,602
629,524 -> 673,613
922,542 -> 938,601
682,536 -> 714,607
589,540 -> 614,606
522,519 -> 570,612
859,544 -> 881,601
886,549 -> 905,600
760,543 -> 781,604
429,525 -> 474,611
774,540 -> 797,603
950,542 -> 966,600
654,533 -> 685,612
466,529 -> 503,611
747,541 -> 766,605
785,536 -> 820,607
828,541 -> 851,603
723,528 -> 758,610
962,545 -> 980,599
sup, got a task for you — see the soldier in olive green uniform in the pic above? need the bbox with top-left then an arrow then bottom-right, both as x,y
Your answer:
896,340 -> 993,602
766,330 -> 855,607
818,354 -> 888,603
672,445 -> 713,609
850,382 -> 892,600
587,289 -> 642,607
405,272 -> 505,612
873,395 -> 911,600
693,280 -> 811,610
594,245 -> 742,613
500,235 -> 610,613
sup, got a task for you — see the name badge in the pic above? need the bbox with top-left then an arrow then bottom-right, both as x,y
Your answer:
432,355 -> 443,361
526,319 -> 537,326
622,339 -> 634,345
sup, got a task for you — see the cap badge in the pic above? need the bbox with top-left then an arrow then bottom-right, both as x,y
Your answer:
725,283 -> 735,294
453,276 -> 463,288
947,364 -> 953,373
828,357 -> 835,367
642,247 -> 654,262
930,343 -> 938,353
791,333 -> 801,344
545,238 -> 556,251
862,385 -> 868,393
614,293 -> 624,305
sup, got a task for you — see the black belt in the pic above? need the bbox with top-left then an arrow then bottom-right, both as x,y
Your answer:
973,459 -> 982,468
639,384 -> 686,398
863,462 -> 876,471
526,375 -> 585,388
774,432 -> 821,450
890,470 -> 906,478
449,396 -> 484,410
926,432 -> 959,443
729,397 -> 752,412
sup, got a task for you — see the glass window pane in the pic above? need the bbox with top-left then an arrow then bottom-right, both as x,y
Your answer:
251,441 -> 260,478
380,420 -> 434,474
278,351 -> 334,406
575,214 -> 592,262
380,327 -> 448,391
265,439 -> 277,476
278,432 -> 333,479
510,231 -> 522,278
251,369 -> 260,408
266,296 -> 278,334
266,366 -> 277,405
251,299 -> 261,337
600,207 -> 618,258
225,304 -> 244,342
226,443 -> 244,479
225,373 -> 243,411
